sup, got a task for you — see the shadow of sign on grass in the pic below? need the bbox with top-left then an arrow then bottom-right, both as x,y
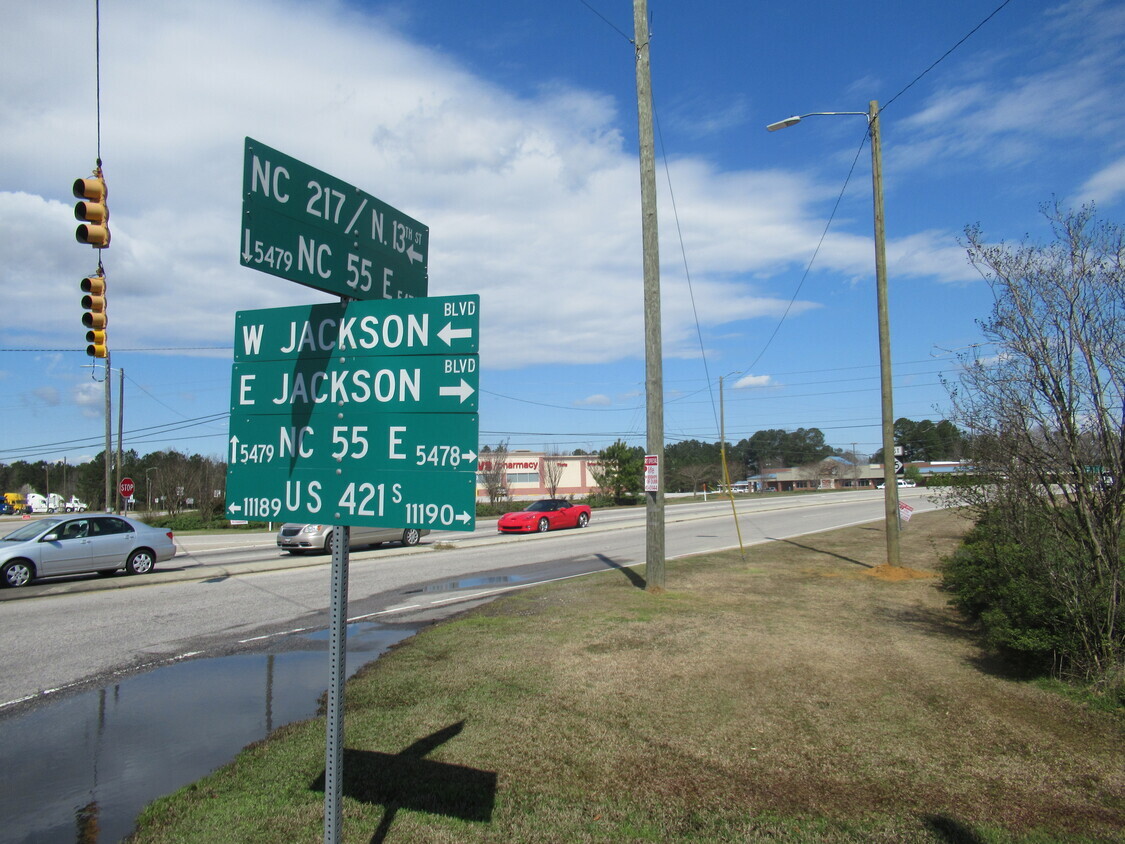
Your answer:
311,721 -> 497,841
595,552 -> 646,589
767,537 -> 874,569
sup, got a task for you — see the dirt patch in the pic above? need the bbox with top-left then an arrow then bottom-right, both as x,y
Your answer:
866,563 -> 936,581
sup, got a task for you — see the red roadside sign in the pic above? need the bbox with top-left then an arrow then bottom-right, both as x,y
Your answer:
119,477 -> 135,499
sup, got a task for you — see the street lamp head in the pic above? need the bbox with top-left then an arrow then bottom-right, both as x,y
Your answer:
766,115 -> 802,132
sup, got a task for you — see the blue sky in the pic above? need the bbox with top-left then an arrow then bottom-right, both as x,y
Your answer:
3,0 -> 1124,466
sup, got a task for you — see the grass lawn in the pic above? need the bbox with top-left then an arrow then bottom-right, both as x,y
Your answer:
129,509 -> 1124,843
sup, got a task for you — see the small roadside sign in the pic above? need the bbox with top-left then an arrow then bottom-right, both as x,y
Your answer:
119,477 -> 135,499
644,454 -> 659,492
899,501 -> 915,523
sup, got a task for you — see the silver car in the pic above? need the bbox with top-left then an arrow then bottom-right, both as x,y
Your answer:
276,523 -> 428,554
1,514 -> 177,588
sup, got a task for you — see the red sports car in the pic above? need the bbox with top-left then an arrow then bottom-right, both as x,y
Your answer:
497,499 -> 592,533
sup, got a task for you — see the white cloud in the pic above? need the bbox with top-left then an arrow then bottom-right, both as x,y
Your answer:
734,374 -> 772,389
3,0 -> 860,370
574,394 -> 612,407
1071,157 -> 1125,207
2,0 -> 1079,379
72,381 -> 104,420
893,0 -> 1125,175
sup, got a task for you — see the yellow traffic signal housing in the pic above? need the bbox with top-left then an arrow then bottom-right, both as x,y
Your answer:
85,328 -> 108,358
81,274 -> 108,357
80,274 -> 105,297
74,176 -> 110,248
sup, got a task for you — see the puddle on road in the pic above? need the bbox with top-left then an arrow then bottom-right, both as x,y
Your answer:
0,621 -> 420,844
405,572 -> 528,595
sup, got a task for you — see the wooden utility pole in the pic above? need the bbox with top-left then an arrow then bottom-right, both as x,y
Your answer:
103,354 -> 112,512
869,100 -> 901,566
633,0 -> 665,590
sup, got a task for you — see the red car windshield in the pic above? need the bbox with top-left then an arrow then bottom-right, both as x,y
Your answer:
525,500 -> 565,512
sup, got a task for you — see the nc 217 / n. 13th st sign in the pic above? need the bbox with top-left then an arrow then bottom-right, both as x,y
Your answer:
240,137 -> 428,300
226,296 -> 479,530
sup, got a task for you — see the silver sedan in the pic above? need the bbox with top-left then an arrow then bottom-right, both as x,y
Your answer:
277,523 -> 428,554
0,514 -> 177,588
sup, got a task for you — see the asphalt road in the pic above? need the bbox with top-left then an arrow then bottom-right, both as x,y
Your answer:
0,490 -> 939,711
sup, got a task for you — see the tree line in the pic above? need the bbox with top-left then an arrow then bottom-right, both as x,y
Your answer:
659,420 -> 965,495
0,449 -> 226,517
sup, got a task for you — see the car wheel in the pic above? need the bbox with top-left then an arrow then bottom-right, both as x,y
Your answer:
577,512 -> 589,528
2,560 -> 34,588
402,529 -> 421,546
125,549 -> 155,575
537,518 -> 550,533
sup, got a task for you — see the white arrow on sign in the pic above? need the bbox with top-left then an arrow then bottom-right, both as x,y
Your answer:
406,244 -> 424,265
438,378 -> 475,403
462,450 -> 478,464
241,229 -> 252,262
455,511 -> 472,525
228,503 -> 243,513
437,323 -> 474,346
229,435 -> 240,463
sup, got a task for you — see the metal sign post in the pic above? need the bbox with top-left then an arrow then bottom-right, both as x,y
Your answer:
324,525 -> 349,844
232,143 -> 479,840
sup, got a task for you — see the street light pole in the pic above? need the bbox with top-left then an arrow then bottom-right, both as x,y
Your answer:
766,100 -> 900,566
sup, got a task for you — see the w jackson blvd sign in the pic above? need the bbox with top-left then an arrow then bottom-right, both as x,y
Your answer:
226,296 -> 479,530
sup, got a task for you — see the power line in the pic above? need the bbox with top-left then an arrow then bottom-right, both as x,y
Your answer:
0,412 -> 230,462
881,0 -> 1017,113
733,133 -> 869,380
576,0 -> 633,44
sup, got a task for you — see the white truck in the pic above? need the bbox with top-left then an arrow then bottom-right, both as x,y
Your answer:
26,493 -> 50,513
26,493 -> 78,513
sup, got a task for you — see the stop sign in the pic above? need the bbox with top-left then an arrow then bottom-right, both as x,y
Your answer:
119,477 -> 135,498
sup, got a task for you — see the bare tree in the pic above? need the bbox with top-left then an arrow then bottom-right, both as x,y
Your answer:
673,462 -> 719,495
541,452 -> 566,499
479,439 -> 510,505
798,458 -> 845,489
944,203 -> 1123,686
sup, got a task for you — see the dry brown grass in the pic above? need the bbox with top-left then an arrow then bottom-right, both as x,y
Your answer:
132,509 -> 1124,842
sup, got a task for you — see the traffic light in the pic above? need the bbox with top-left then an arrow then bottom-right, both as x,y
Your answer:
73,174 -> 110,248
81,273 -> 108,358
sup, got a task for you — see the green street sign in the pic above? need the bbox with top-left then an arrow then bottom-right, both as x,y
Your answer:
231,354 -> 478,414
241,137 -> 428,299
234,296 -> 478,362
225,466 -> 477,530
228,412 -> 479,474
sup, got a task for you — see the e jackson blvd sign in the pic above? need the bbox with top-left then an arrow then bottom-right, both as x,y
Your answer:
240,137 -> 428,300
225,296 -> 479,530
